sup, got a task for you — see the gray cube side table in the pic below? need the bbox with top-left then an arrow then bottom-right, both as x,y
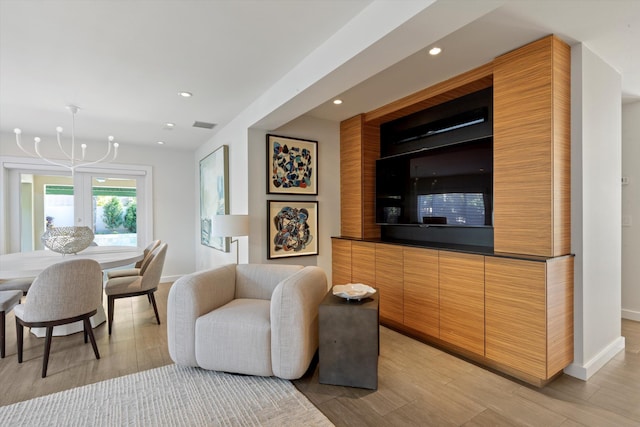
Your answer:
318,290 -> 379,390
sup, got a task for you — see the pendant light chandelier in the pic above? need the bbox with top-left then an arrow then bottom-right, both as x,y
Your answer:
14,104 -> 119,176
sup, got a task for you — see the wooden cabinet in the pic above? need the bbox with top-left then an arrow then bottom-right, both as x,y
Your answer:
339,115 -> 380,240
352,241 -> 376,286
331,238 -> 352,285
485,256 -> 573,380
331,239 -> 573,383
403,247 -> 439,337
493,35 -> 570,257
375,243 -> 403,324
332,36 -> 573,384
439,252 -> 485,356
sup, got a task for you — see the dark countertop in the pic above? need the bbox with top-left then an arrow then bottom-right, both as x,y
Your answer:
332,236 -> 574,262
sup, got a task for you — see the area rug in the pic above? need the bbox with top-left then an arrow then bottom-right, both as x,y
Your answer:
0,364 -> 334,426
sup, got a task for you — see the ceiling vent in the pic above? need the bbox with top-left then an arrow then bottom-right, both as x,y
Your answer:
193,121 -> 216,129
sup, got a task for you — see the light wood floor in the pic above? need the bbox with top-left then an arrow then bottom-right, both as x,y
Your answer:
1,282 -> 639,427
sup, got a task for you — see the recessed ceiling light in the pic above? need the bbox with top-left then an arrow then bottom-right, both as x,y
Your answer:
164,123 -> 175,128
333,99 -> 343,105
157,141 -> 165,145
429,47 -> 442,56
179,91 -> 192,98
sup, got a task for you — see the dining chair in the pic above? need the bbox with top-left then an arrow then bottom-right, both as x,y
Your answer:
0,290 -> 23,358
106,240 -> 161,280
104,243 -> 167,335
0,277 -> 35,295
14,258 -> 103,378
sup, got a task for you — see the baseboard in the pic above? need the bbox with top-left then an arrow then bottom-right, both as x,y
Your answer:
563,336 -> 626,380
622,308 -> 640,321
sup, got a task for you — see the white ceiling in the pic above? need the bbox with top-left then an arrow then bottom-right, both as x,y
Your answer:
1,0 -> 639,152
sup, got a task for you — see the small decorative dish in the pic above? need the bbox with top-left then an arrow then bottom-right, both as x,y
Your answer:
332,283 -> 376,301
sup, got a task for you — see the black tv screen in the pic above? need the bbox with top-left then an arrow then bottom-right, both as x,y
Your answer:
376,138 -> 493,227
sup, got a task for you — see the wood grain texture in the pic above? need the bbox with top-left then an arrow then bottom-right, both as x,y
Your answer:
331,238 -> 352,285
351,241 -> 376,286
546,255 -> 573,378
485,257 -> 547,378
493,35 -> 571,257
439,251 -> 485,356
364,64 -> 494,126
375,243 -> 404,324
551,36 -> 571,256
494,36 -> 554,256
403,247 -> 439,337
362,123 -> 380,239
340,115 -> 364,238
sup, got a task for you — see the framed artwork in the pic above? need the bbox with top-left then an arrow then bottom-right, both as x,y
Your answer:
267,134 -> 318,195
267,200 -> 318,259
200,145 -> 230,251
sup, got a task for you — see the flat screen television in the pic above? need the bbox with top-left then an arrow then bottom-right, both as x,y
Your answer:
376,138 -> 493,227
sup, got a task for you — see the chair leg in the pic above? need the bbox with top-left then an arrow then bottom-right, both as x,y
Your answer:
42,326 -> 53,378
1,311 -> 5,358
108,295 -> 114,335
84,317 -> 100,360
147,294 -> 152,304
16,319 -> 23,363
83,322 -> 88,344
149,291 -> 160,325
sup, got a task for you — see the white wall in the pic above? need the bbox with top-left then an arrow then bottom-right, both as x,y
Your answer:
566,44 -> 624,380
247,116 -> 341,274
0,133 -> 196,280
193,126 -> 250,269
622,101 -> 640,321
193,1 -> 465,272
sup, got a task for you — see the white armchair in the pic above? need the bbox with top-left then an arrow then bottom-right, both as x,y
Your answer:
167,264 -> 329,380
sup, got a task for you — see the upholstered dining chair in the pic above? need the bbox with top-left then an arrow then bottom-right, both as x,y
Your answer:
106,240 -> 161,280
14,258 -> 103,378
104,243 -> 167,335
0,277 -> 35,295
1,290 -> 23,358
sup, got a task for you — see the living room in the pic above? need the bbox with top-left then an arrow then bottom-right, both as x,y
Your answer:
1,0 -> 639,424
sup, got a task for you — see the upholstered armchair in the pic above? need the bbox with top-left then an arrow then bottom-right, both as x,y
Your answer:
167,264 -> 329,380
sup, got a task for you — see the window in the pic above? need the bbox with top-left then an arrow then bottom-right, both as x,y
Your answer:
1,156 -> 152,253
417,193 -> 485,226
43,182 -> 138,246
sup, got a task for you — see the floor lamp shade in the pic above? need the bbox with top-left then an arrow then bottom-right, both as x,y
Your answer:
210,215 -> 249,263
211,215 -> 249,238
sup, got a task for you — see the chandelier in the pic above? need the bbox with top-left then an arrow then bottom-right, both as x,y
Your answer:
14,104 -> 119,175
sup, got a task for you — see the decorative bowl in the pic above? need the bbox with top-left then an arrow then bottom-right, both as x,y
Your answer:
332,283 -> 376,301
41,226 -> 95,254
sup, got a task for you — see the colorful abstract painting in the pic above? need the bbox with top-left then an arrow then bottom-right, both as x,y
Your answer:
267,134 -> 317,195
267,200 -> 318,258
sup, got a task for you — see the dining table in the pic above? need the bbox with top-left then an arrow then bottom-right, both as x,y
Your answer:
0,245 -> 144,337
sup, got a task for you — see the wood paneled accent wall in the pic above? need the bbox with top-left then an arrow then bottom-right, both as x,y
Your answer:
493,35 -> 571,256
